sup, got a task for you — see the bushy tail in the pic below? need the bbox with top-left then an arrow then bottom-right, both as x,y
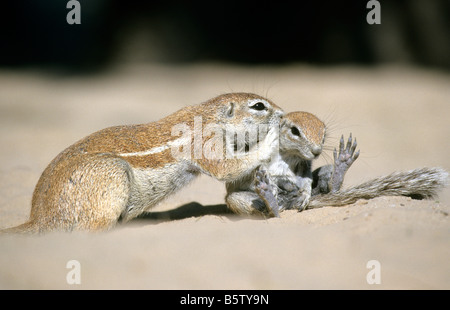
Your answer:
307,167 -> 449,209
0,220 -> 40,235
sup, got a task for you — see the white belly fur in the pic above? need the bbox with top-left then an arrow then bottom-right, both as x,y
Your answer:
125,161 -> 199,219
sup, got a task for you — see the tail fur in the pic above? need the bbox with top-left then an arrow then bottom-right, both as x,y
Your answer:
307,167 -> 449,209
0,220 -> 40,235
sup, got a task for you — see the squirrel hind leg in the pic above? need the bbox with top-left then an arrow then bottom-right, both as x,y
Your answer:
29,154 -> 132,233
254,169 -> 279,217
65,156 -> 132,231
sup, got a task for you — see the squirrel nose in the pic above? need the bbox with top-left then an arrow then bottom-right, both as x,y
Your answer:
275,110 -> 285,118
311,146 -> 322,157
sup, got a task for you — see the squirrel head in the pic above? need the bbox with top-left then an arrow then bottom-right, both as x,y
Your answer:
202,93 -> 284,155
209,92 -> 284,127
280,111 -> 325,160
184,93 -> 284,180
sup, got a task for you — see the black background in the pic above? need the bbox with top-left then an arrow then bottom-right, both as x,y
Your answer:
1,1 -> 449,72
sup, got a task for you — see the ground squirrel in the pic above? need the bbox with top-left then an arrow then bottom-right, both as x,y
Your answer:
226,111 -> 448,216
226,111 -> 342,216
1,93 -> 284,233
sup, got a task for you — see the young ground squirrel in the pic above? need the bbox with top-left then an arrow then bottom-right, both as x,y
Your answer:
1,93 -> 284,233
226,111 -> 448,216
226,111 -> 347,216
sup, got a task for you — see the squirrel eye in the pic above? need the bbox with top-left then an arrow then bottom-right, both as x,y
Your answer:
291,126 -> 300,136
250,102 -> 267,111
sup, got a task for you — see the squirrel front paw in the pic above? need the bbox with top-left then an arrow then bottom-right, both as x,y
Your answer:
293,177 -> 312,211
277,176 -> 312,212
257,127 -> 279,162
298,193 -> 311,211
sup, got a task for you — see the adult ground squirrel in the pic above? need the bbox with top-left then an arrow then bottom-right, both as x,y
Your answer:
226,111 -> 448,216
1,93 -> 284,233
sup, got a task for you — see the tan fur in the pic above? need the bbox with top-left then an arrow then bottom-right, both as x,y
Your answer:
284,112 -> 325,146
2,93 -> 284,233
279,112 -> 325,161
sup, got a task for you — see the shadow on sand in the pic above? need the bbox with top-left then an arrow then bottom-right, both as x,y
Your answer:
130,202 -> 239,224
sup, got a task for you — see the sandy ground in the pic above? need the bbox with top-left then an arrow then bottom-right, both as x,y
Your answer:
0,63 -> 449,289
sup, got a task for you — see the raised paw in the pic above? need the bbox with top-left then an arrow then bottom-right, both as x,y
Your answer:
334,133 -> 360,170
329,134 -> 360,192
254,169 -> 279,217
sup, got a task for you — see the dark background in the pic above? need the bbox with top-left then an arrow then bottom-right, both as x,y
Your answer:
1,0 -> 449,72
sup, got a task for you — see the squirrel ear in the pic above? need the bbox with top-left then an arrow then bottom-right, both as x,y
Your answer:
226,102 -> 234,118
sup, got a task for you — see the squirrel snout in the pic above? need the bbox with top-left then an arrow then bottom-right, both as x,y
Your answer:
311,146 -> 323,157
274,109 -> 285,118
